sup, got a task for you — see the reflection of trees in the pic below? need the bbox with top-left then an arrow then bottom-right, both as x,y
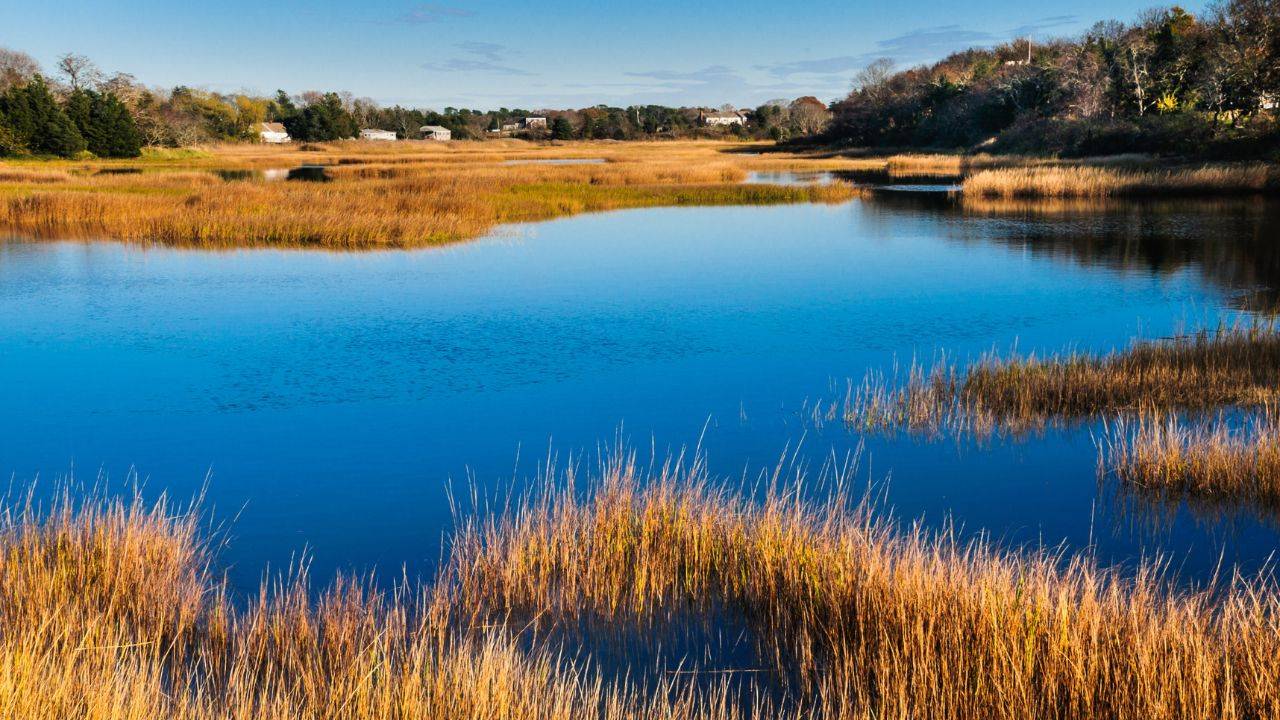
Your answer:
870,194 -> 1280,312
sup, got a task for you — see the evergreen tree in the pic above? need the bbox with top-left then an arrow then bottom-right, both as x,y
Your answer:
91,92 -> 142,157
550,116 -> 575,140
64,88 -> 142,157
0,75 -> 85,156
283,93 -> 357,141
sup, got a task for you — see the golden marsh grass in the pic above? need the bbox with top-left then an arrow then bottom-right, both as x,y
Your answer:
0,141 -> 870,249
1101,411 -> 1280,509
840,325 -> 1280,435
9,456 -> 1280,719
964,163 -> 1279,198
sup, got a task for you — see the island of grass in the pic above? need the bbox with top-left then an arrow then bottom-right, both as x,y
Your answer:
2,141 -> 1277,249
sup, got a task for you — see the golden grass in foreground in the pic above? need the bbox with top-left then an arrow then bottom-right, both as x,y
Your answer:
7,457 -> 1280,719
840,325 -> 1280,435
1101,411 -> 1280,508
0,489 -> 758,720
0,141 -> 867,249
964,163 -> 1279,198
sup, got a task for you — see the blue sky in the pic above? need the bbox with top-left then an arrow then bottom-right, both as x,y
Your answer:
2,0 -> 1204,110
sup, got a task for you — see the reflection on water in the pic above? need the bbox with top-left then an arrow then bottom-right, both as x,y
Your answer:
210,166 -> 332,182
744,170 -> 840,186
502,158 -> 607,165
212,169 -> 259,181
1,193 -> 1278,592
286,165 -> 332,182
746,169 -> 963,193
949,195 -> 1280,312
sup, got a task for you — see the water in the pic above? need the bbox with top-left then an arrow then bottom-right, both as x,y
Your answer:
746,169 -> 963,193
212,166 -> 332,182
502,158 -> 607,165
2,194 -> 1278,591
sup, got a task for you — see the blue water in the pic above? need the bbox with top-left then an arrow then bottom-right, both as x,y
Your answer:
2,195 -> 1277,590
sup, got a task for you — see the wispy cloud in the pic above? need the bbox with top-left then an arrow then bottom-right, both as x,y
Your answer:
1009,15 -> 1078,37
454,41 -> 509,62
422,40 -> 532,76
758,16 -> 1081,79
422,58 -> 534,76
397,4 -> 474,24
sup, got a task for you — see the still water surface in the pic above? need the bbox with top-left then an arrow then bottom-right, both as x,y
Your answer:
2,194 -> 1278,590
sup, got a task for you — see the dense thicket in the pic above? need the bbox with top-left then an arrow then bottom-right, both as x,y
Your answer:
65,88 -> 142,157
0,76 -> 86,157
829,0 -> 1280,156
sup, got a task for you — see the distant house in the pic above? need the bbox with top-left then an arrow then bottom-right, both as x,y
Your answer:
701,110 -> 745,126
494,117 -> 549,135
359,128 -> 397,141
255,122 -> 290,144
420,125 -> 452,141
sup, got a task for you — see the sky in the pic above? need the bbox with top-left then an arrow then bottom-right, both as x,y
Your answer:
1,0 -> 1206,110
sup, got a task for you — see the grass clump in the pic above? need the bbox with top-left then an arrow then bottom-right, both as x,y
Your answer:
840,325 -> 1280,436
963,163 -> 1278,198
1100,411 -> 1280,509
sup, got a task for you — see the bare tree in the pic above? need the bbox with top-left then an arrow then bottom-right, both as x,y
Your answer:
101,72 -> 144,106
57,53 -> 101,91
788,96 -> 832,135
1055,41 -> 1108,118
853,58 -> 895,94
1117,29 -> 1155,115
0,47 -> 40,91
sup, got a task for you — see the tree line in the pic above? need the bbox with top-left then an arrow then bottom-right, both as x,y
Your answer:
826,0 -> 1279,156
0,48 -> 840,157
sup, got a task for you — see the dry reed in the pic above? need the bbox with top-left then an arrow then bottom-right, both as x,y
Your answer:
840,325 -> 1280,435
1101,411 -> 1280,508
0,487 -> 770,720
964,163 -> 1278,198
8,456 -> 1280,719
0,141 -> 866,248
449,451 -> 1280,719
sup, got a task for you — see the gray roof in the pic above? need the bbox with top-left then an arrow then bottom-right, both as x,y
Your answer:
420,125 -> 450,132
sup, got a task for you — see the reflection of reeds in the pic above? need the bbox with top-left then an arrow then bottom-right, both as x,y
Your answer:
1101,411 -> 1280,509
964,164 -> 1278,198
11,456 -> 1280,720
842,325 -> 1280,436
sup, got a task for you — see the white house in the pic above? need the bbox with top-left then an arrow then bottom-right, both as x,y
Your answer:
702,110 -> 745,126
420,125 -> 452,141
359,128 -> 398,141
523,117 -> 547,129
254,121 -> 290,144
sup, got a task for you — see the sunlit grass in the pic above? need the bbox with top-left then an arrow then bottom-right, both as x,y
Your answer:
837,324 -> 1280,436
8,455 -> 1279,719
1101,410 -> 1280,509
964,163 -> 1278,198
0,141 -> 871,248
